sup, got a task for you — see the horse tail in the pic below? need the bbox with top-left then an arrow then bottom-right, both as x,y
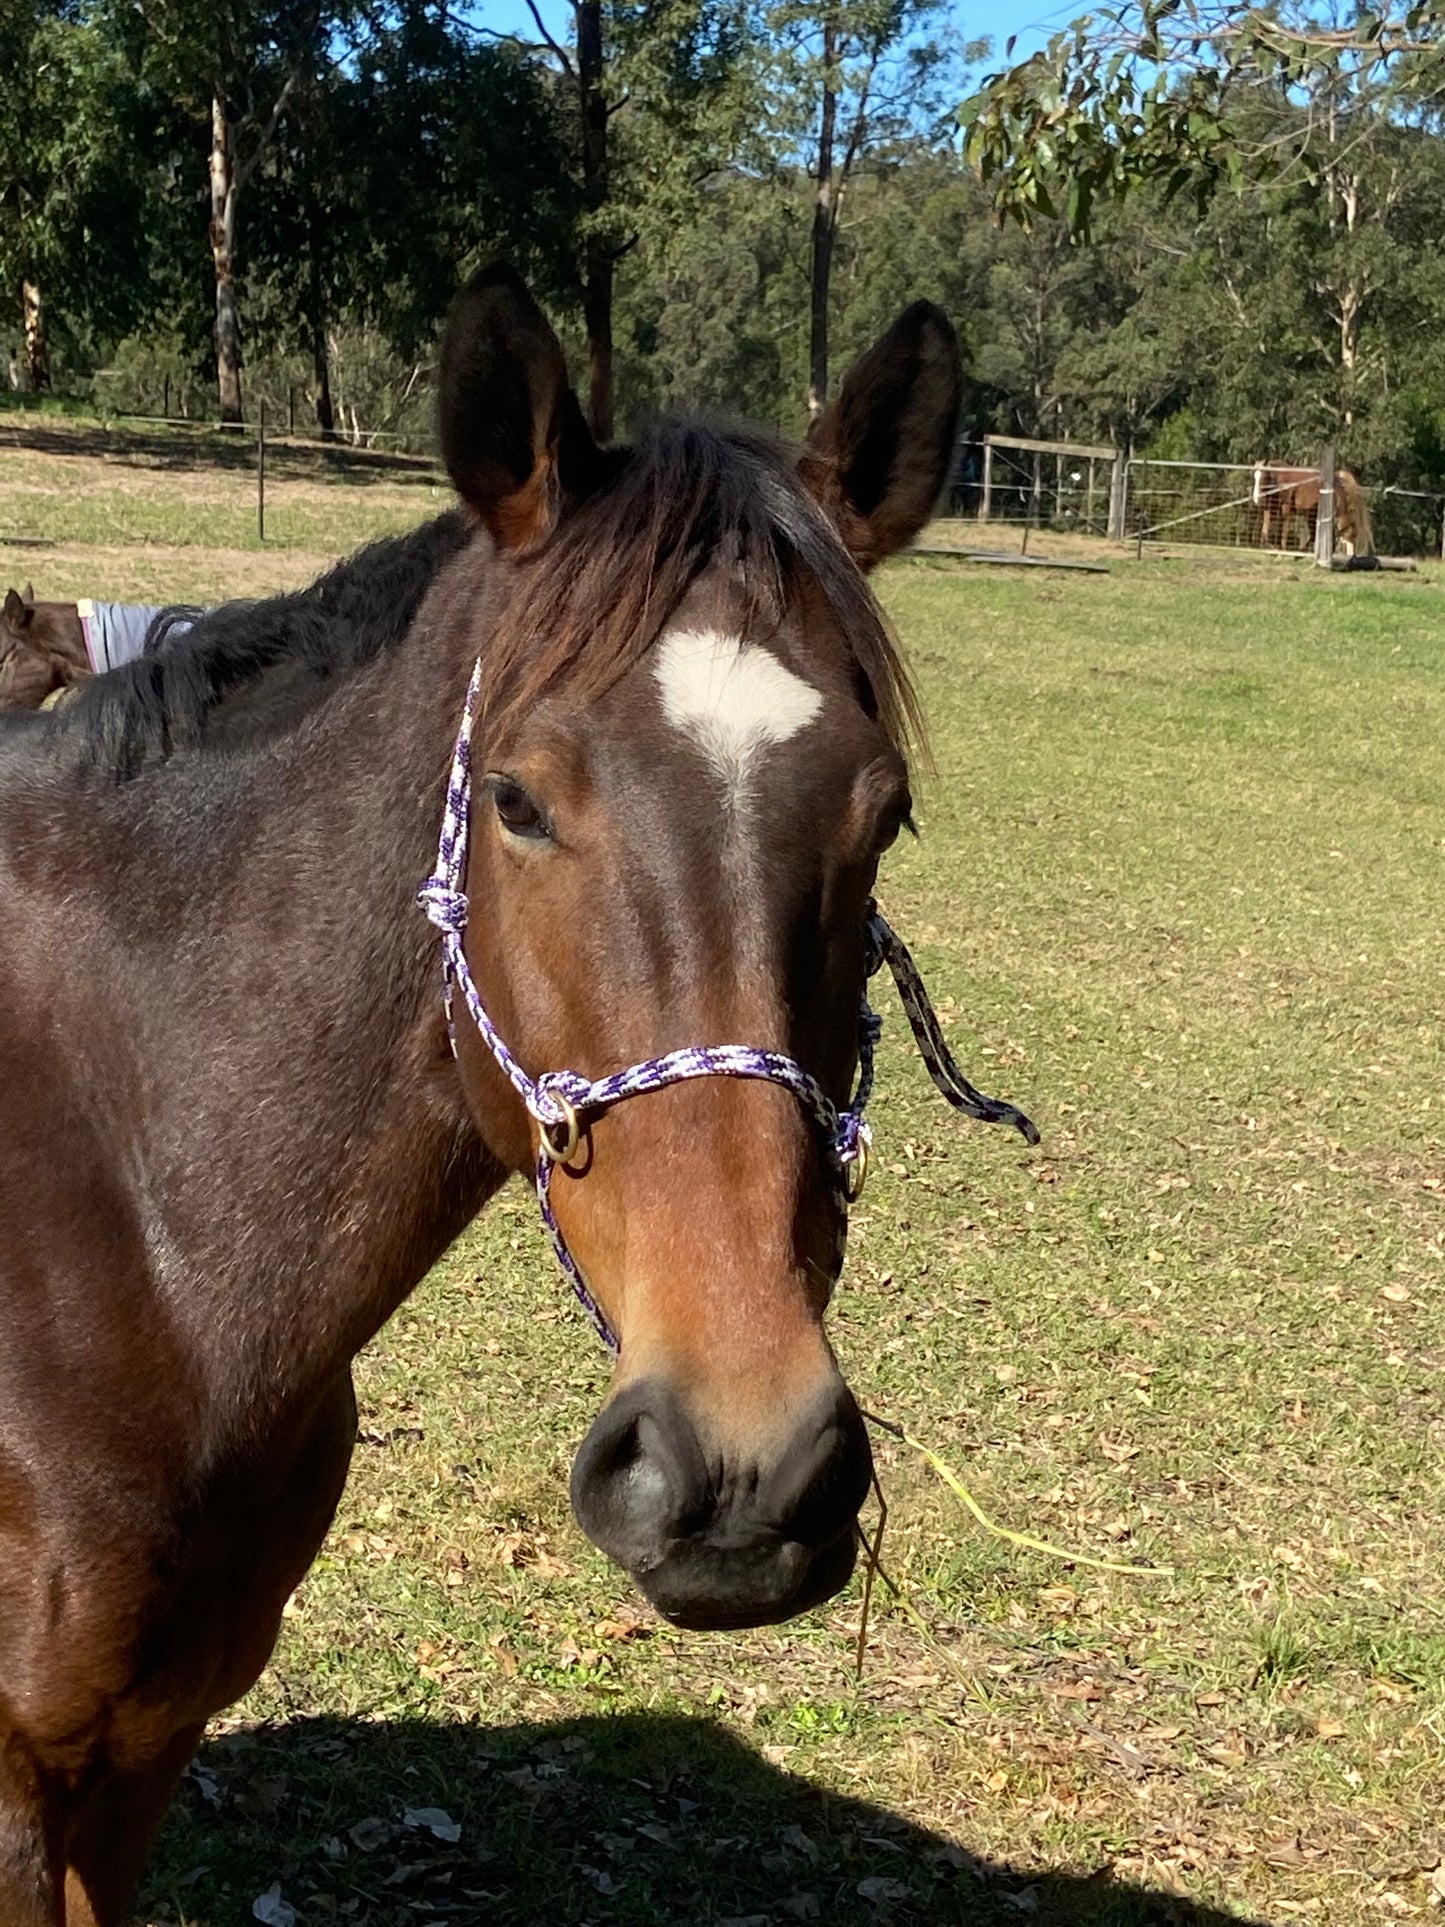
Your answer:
1336,471 -> 1375,556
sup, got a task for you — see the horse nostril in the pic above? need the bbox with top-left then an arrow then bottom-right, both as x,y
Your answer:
571,1381 -> 712,1570
761,1384 -> 873,1550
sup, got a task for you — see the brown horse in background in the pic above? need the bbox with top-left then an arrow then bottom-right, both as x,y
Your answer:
0,586 -> 89,710
0,266 -> 973,1923
1252,461 -> 1374,556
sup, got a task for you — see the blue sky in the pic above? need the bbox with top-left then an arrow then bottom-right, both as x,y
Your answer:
477,0 -> 1080,69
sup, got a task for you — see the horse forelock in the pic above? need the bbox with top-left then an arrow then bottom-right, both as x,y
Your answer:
471,422 -> 923,763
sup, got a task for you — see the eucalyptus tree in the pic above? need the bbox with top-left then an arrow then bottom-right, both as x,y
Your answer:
762,0 -> 962,417
0,0 -> 149,388
109,0 -> 364,421
960,1 -> 1445,233
494,0 -> 758,440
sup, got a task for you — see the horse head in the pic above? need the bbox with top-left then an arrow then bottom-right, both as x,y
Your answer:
0,586 -> 89,709
426,267 -> 961,1630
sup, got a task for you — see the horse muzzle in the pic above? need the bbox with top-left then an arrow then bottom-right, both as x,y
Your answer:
569,1376 -> 873,1630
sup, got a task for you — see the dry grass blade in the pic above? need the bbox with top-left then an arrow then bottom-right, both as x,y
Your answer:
852,1466 -> 892,1680
863,1411 -> 1172,1577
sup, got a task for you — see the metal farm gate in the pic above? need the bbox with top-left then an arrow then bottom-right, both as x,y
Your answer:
1123,453 -> 1445,562
1123,459 -> 1270,550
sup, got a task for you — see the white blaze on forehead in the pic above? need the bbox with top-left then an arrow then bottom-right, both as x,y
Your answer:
654,627 -> 822,801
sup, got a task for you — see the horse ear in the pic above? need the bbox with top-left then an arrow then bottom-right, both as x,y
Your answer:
4,588 -> 30,629
22,583 -> 35,606
800,303 -> 962,570
438,264 -> 612,552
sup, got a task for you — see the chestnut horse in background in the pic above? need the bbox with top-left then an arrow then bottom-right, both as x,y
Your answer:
0,266 -> 986,1923
1252,460 -> 1374,556
0,586 -> 89,709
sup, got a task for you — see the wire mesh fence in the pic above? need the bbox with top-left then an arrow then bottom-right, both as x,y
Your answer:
1124,457 -> 1445,558
1124,460 -> 1271,548
1371,486 -> 1445,559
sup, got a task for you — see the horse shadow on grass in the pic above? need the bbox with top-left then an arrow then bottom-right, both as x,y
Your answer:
142,1712 -> 1263,1927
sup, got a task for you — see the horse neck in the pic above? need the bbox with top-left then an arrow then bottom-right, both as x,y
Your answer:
33,607 -> 498,1413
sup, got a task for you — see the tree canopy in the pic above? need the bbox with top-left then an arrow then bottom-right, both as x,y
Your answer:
4,0 -> 1445,536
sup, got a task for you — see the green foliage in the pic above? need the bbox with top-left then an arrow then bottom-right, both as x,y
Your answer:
0,0 -> 157,372
960,1 -> 1445,236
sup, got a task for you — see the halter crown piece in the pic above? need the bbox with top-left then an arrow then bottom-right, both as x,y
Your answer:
419,656 -> 1040,1352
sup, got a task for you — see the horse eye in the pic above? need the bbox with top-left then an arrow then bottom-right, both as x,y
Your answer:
487,776 -> 550,841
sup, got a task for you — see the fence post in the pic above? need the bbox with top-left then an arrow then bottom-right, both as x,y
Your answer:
1107,450 -> 1127,540
257,400 -> 266,544
978,441 -> 993,522
1315,443 -> 1335,569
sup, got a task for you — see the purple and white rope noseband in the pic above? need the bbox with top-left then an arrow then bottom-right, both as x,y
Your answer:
419,655 -> 1039,1352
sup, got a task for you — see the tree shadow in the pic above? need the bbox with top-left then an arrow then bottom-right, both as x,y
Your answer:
142,1712 -> 1263,1926
0,421 -> 439,489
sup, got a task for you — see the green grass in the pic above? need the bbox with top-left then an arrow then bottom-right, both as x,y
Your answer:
5,428 -> 1440,1925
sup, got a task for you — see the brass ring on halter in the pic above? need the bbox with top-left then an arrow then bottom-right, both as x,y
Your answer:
843,1136 -> 870,1203
538,1095 -> 581,1165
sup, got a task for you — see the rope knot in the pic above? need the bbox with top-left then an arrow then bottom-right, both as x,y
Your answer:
417,878 -> 468,934
532,1069 -> 593,1127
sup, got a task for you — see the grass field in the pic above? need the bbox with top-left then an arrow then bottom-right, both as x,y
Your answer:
0,413 -> 448,601
5,426 -> 1444,1926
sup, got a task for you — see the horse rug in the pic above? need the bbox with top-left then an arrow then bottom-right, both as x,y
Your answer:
77,600 -> 193,674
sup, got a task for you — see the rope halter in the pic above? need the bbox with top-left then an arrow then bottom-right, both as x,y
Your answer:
419,656 -> 1039,1351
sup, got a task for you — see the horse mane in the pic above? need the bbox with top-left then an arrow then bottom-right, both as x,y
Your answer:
477,422 -> 923,758
52,510 -> 473,781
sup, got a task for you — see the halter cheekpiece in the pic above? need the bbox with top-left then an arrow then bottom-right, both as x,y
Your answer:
419,655 -> 1039,1351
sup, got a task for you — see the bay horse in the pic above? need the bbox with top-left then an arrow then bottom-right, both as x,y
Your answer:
0,266 -> 1016,1923
1252,460 -> 1374,556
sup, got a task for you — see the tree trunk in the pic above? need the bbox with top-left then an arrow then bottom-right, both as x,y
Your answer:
1339,173 -> 1361,429
582,252 -> 614,444
312,322 -> 335,439
307,204 -> 334,438
807,15 -> 839,421
210,94 -> 244,425
21,278 -> 50,393
576,0 -> 614,441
